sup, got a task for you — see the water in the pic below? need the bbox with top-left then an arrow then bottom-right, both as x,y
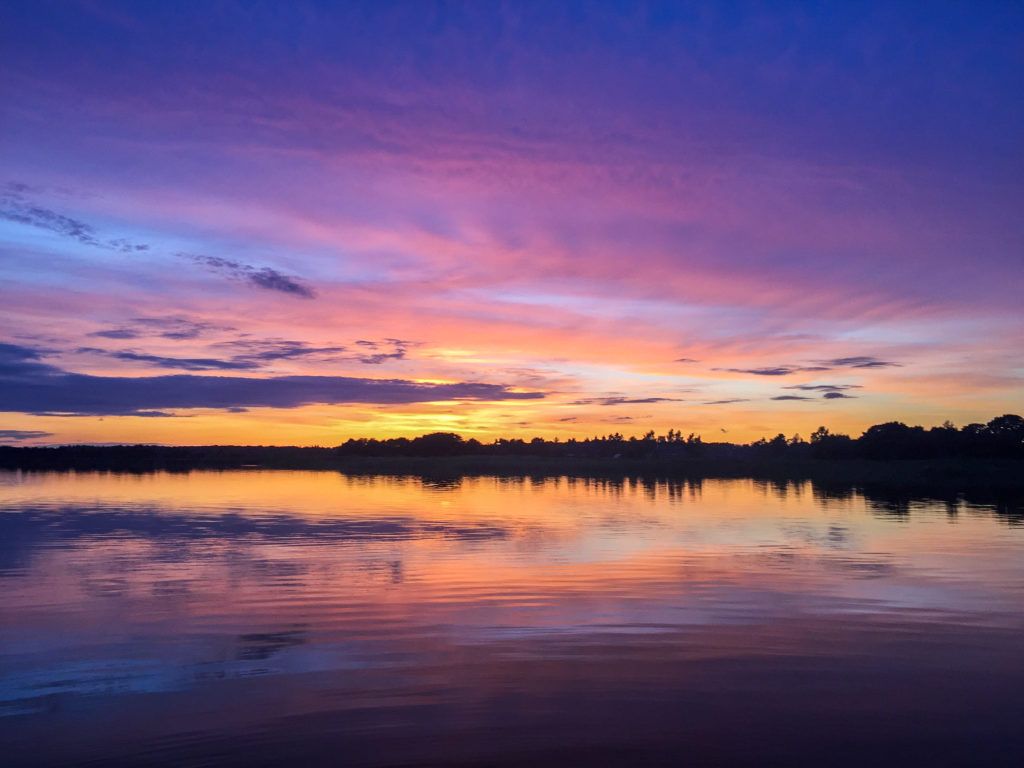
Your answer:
1,470 -> 1022,766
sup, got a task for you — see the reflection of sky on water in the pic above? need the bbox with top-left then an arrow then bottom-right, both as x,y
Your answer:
1,471 -> 1023,764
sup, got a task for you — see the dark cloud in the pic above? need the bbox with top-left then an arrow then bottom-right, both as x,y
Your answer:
674,357 -> 699,363
355,350 -> 407,364
784,384 -> 863,392
0,342 -> 543,416
557,416 -> 579,422
210,339 -> 348,366
89,329 -> 141,340
185,253 -> 316,299
0,429 -> 53,441
572,396 -> 683,406
0,184 -> 101,246
721,366 -> 796,376
76,347 -> 262,371
718,356 -> 898,376
772,390 -> 857,401
357,338 -> 418,347
1,185 -> 149,251
108,238 -> 150,253
716,366 -> 828,376
0,204 -> 100,245
0,342 -> 57,378
77,337 -> 411,373
248,267 -> 315,297
90,315 -> 231,341
350,338 -> 419,364
703,398 -> 750,405
820,356 -> 900,369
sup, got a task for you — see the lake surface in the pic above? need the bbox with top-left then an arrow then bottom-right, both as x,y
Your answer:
1,470 -> 1022,766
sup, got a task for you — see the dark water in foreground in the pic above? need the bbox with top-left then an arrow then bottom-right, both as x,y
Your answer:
1,471 -> 1022,767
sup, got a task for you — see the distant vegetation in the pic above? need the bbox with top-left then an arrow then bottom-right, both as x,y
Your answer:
332,414 -> 1024,461
1,416 -> 1021,478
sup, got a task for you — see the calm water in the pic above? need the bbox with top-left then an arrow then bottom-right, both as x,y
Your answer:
1,471 -> 1023,767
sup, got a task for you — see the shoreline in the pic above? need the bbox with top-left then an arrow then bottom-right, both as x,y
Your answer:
2,448 -> 1023,494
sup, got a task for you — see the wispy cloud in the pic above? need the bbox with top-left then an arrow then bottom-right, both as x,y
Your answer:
90,316 -> 233,341
210,339 -> 347,364
77,337 -> 420,373
351,338 -> 419,364
184,253 -> 316,298
817,356 -> 900,369
0,203 -> 101,246
716,366 -> 829,376
718,356 -> 899,376
571,396 -> 684,406
0,429 -> 53,442
1,183 -> 149,251
773,391 -> 856,401
76,347 -> 262,371
89,328 -> 142,340
783,384 -> 863,392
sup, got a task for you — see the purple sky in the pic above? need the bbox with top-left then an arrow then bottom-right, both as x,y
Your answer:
1,1 -> 1021,444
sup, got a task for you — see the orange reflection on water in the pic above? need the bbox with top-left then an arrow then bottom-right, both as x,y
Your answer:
2,470 -> 1024,765
3,470 -> 1022,628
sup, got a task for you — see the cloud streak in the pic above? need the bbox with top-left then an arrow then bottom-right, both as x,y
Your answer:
718,357 -> 899,377
76,337 -> 420,373
90,316 -> 233,341
716,366 -> 830,377
0,429 -> 53,441
0,343 -> 543,416
817,357 -> 901,369
783,384 -> 863,392
76,347 -> 263,371
1,184 -> 149,251
184,254 -> 316,298
209,339 -> 347,364
571,396 -> 684,406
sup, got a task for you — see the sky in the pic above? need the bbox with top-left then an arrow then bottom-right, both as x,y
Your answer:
1,1 -> 1022,446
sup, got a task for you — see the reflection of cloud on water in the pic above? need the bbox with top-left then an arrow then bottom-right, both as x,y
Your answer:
0,507 -> 513,576
0,628 -> 374,718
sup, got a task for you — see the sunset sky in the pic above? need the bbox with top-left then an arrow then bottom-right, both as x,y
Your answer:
2,1 -> 1022,446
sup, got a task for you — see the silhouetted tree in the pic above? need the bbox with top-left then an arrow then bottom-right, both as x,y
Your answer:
3,414 -> 1022,470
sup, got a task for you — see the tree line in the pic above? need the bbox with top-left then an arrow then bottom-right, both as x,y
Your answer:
1,414 -> 1021,472
335,414 -> 1024,460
